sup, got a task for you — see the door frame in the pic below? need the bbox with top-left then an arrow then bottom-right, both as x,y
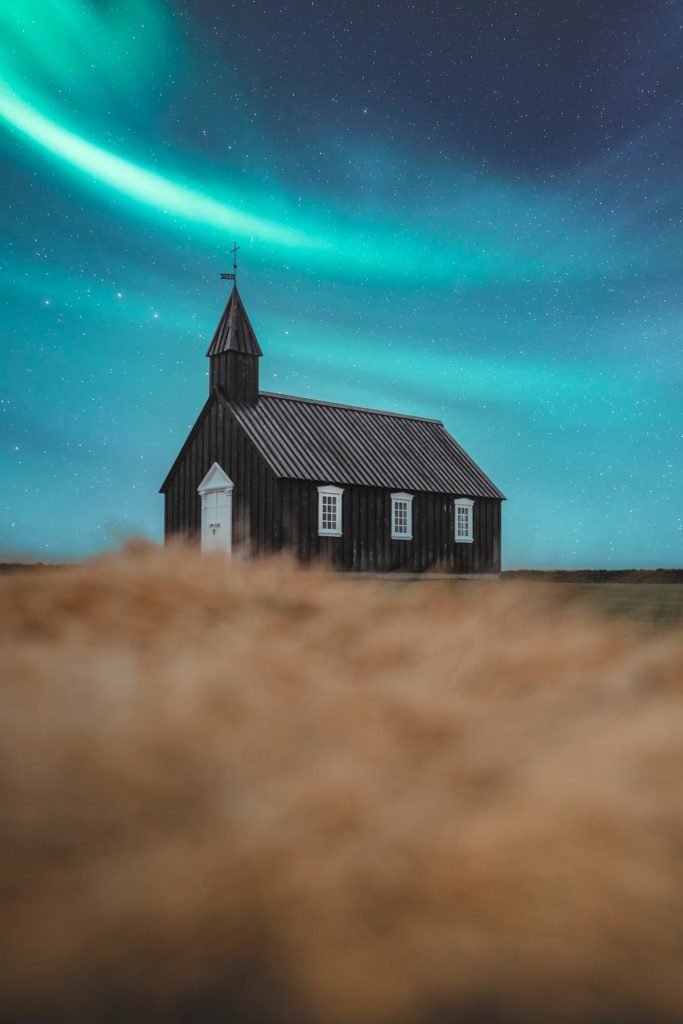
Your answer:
197,462 -> 235,555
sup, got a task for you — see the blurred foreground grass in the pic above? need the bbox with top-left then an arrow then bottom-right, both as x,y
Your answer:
1,543 -> 682,1024
4,559 -> 683,629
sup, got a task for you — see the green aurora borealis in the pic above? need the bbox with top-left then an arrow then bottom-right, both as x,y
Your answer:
1,0 -> 681,565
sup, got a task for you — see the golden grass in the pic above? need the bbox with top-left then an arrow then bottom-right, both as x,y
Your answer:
0,541 -> 681,1024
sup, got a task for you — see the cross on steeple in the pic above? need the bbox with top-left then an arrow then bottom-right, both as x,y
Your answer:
220,243 -> 240,283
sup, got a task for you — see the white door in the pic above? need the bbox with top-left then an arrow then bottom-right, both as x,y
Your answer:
198,463 -> 235,556
201,488 -> 232,554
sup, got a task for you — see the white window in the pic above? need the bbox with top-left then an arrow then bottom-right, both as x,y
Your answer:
454,498 -> 474,543
391,492 -> 413,539
318,485 -> 344,536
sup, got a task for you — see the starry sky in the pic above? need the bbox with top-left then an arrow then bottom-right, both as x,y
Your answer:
1,0 -> 681,567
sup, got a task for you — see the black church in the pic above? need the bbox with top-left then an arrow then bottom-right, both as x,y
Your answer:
160,283 -> 505,574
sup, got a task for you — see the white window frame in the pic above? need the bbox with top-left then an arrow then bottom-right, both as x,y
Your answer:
318,484 -> 344,536
391,492 -> 413,540
454,498 -> 474,543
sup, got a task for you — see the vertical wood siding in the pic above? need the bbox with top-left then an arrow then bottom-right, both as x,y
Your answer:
164,401 -> 502,572
273,481 -> 501,573
164,399 -> 278,556
209,351 -> 259,403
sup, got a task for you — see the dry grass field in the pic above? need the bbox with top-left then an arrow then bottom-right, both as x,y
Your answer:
422,579 -> 683,630
1,543 -> 682,1024
545,582 -> 683,629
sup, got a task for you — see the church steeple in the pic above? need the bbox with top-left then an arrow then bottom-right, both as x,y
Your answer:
206,285 -> 262,404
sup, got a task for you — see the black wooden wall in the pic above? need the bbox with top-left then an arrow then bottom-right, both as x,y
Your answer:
276,481 -> 501,574
164,398 -> 502,573
164,396 -> 279,557
209,351 -> 259,403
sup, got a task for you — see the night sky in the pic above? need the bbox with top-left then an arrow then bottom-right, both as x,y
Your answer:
1,0 -> 681,567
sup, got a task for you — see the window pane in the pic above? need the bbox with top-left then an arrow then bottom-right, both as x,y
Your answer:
394,499 -> 407,533
456,504 -> 471,539
321,493 -> 338,531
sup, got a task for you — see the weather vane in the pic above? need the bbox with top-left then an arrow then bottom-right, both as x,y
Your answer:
220,242 -> 239,283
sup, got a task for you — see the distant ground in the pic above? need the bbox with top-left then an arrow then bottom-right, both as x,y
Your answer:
502,570 -> 683,629
503,568 -> 683,583
3,564 -> 682,581
0,563 -> 63,574
510,582 -> 683,630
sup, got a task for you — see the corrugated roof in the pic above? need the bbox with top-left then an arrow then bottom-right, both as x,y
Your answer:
206,287 -> 263,357
221,390 -> 504,498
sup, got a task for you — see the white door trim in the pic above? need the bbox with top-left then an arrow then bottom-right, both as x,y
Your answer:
198,462 -> 234,555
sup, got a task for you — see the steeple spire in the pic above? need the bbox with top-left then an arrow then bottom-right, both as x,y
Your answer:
206,284 -> 262,403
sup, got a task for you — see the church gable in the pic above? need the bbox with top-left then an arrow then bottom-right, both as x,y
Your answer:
161,391 -> 277,553
160,393 -> 217,495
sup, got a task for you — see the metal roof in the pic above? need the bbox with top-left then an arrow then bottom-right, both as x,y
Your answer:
206,287 -> 263,357
222,390 -> 504,498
